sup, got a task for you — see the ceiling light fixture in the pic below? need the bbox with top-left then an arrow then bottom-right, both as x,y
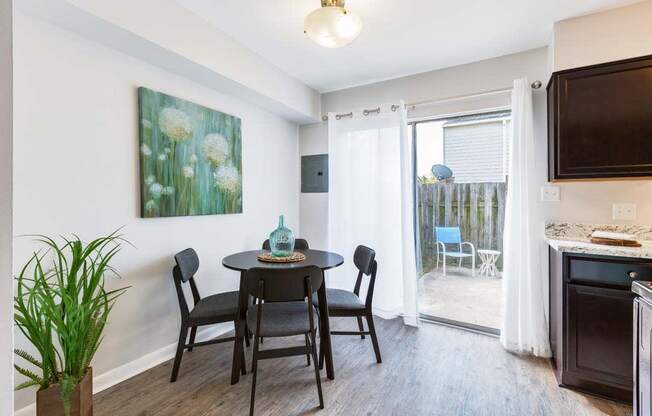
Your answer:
304,0 -> 362,49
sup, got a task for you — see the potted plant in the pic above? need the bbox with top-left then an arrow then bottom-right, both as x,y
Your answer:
13,232 -> 128,416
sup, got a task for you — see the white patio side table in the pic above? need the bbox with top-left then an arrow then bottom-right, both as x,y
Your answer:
477,249 -> 501,277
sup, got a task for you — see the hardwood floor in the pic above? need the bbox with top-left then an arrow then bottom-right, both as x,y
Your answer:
94,317 -> 632,416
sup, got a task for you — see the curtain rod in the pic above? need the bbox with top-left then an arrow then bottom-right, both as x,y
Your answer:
321,80 -> 542,122
321,104 -> 401,122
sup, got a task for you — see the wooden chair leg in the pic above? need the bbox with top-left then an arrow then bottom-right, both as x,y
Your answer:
310,330 -> 324,409
170,324 -> 189,382
187,326 -> 197,352
305,334 -> 311,366
356,316 -> 366,339
366,314 -> 382,364
240,339 -> 247,376
318,344 -> 325,370
249,338 -> 260,416
244,323 -> 251,347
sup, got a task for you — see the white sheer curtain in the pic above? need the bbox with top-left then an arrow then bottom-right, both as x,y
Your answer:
328,103 -> 419,326
500,78 -> 551,357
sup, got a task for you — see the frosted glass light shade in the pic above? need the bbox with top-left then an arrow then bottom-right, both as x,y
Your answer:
304,6 -> 362,48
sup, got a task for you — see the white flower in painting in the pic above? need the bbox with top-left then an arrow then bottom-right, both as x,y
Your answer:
145,199 -> 157,212
140,144 -> 152,157
141,119 -> 153,129
158,153 -> 167,162
213,164 -> 240,194
189,154 -> 198,165
164,147 -> 171,154
162,186 -> 175,196
149,182 -> 163,199
158,107 -> 192,141
201,134 -> 230,165
145,174 -> 156,186
182,166 -> 194,179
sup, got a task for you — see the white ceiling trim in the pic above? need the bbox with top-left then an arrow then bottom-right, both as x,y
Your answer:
17,0 -> 322,124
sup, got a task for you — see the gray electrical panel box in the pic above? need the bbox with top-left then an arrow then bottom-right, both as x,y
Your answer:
301,154 -> 328,193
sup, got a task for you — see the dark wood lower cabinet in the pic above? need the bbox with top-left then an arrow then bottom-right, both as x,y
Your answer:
549,249 -> 652,403
565,284 -> 634,401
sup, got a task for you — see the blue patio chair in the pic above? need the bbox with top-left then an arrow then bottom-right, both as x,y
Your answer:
434,227 -> 475,276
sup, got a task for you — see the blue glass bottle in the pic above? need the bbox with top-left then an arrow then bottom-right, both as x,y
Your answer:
269,215 -> 295,257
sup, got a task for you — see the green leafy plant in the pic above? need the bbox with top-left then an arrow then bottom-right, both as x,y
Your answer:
14,231 -> 129,415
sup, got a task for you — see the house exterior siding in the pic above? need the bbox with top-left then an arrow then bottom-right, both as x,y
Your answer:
443,119 -> 510,183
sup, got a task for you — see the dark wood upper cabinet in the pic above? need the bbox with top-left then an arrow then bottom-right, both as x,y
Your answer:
548,54 -> 652,181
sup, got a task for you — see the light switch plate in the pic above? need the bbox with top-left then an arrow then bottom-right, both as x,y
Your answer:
541,185 -> 560,202
613,203 -> 637,221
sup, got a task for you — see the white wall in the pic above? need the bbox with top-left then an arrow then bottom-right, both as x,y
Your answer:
17,0 -> 321,124
546,0 -> 652,224
321,48 -> 549,115
13,12 -> 300,412
0,0 -> 12,414
299,122 -> 328,250
552,0 -> 652,71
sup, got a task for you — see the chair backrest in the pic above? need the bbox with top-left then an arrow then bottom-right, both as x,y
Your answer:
175,248 -> 199,282
244,266 -> 323,302
173,248 -> 202,319
435,227 -> 462,244
352,245 -> 378,308
262,238 -> 310,251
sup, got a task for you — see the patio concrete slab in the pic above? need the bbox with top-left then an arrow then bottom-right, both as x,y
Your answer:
418,267 -> 503,330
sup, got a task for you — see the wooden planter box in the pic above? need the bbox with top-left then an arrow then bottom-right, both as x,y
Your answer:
36,368 -> 93,416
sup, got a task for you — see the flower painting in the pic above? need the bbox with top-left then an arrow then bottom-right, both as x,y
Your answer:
138,87 -> 242,217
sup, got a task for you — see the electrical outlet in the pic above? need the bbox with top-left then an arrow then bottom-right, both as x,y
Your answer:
541,185 -> 560,202
613,203 -> 637,221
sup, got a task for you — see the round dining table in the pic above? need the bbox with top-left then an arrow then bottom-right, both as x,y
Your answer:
222,249 -> 344,384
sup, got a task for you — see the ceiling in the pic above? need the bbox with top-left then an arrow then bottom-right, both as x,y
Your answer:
178,0 -> 639,92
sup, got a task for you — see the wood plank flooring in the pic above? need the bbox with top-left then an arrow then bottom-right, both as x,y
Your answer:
94,317 -> 632,416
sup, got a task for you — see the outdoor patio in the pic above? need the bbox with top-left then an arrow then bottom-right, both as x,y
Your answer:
418,266 -> 503,330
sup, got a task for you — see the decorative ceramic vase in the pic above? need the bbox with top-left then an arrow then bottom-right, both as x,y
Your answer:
269,215 -> 295,257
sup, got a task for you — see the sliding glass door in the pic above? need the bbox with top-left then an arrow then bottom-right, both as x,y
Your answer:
413,111 -> 509,334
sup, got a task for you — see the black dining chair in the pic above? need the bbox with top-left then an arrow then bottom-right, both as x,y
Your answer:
261,238 -> 310,250
170,248 -> 249,382
257,238 -> 310,344
315,245 -> 382,365
245,266 -> 324,416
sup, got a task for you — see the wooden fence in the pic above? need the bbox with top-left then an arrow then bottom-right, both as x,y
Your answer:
416,181 -> 507,274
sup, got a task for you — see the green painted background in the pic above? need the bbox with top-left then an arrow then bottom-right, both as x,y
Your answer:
138,87 -> 242,217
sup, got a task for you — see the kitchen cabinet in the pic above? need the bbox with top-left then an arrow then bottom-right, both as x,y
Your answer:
550,250 -> 652,402
547,54 -> 652,181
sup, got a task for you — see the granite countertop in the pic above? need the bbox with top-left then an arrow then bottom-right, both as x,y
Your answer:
545,222 -> 652,260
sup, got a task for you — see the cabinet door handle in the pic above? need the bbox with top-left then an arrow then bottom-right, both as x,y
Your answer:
629,271 -> 639,279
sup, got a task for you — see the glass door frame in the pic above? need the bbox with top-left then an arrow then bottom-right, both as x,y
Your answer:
409,113 -> 506,336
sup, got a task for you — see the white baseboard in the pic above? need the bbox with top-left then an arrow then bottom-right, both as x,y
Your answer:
402,315 -> 419,327
370,308 -> 419,328
14,323 -> 233,416
372,307 -> 402,320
